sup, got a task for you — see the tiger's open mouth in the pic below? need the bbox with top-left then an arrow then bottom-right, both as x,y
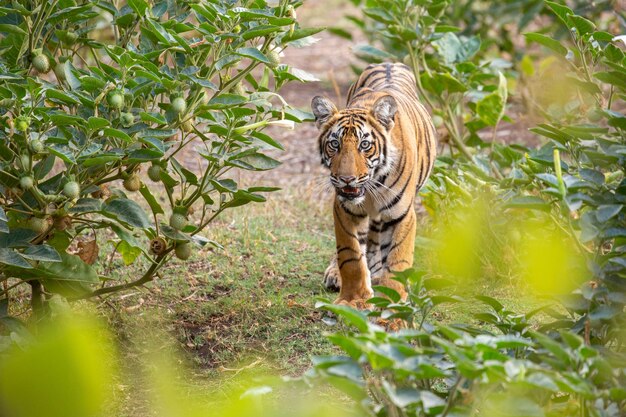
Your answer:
337,186 -> 365,200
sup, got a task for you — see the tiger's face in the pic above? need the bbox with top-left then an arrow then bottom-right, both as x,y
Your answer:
311,95 -> 397,203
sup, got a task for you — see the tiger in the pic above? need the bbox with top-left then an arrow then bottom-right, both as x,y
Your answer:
311,62 -> 437,306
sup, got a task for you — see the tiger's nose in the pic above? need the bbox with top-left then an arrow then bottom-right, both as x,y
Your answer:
338,175 -> 357,185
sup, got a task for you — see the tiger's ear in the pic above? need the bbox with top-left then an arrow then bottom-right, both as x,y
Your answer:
371,95 -> 397,130
311,96 -> 338,129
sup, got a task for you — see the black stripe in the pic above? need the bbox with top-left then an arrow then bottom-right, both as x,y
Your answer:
337,246 -> 359,255
334,205 -> 357,239
382,169 -> 413,211
381,205 -> 411,232
340,255 -> 362,269
385,260 -> 411,271
340,203 -> 367,218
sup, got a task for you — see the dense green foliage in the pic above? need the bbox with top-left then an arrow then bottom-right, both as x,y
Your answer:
313,1 -> 626,416
0,0 -> 319,321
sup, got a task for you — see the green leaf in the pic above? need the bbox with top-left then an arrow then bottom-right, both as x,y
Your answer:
372,285 -> 401,303
282,27 -> 325,43
139,112 -> 167,125
504,196 -> 551,211
544,1 -> 573,25
88,116 -> 110,130
116,240 -> 142,265
21,245 -> 61,262
0,248 -> 33,269
103,128 -> 132,142
477,73 -> 507,126
235,47 -> 270,64
596,204 -> 622,223
231,153 -> 281,171
475,295 -> 504,312
139,185 -> 164,215
595,71 -> 626,90
207,94 -> 247,109
127,0 -> 148,16
69,198 -> 102,213
315,302 -> 370,333
45,89 -> 80,105
160,224 -> 190,242
524,32 -> 567,56
568,15 -> 595,36
102,198 -> 151,229
7,253 -> 98,284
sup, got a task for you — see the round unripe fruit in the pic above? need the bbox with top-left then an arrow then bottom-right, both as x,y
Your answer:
181,118 -> 194,133
32,54 -> 51,74
171,97 -> 187,115
54,62 -> 67,82
63,181 -> 80,199
19,176 -> 34,190
175,242 -> 192,260
120,112 -> 134,127
107,91 -> 124,109
150,237 -> 167,255
147,165 -> 162,182
15,116 -> 30,132
28,217 -> 50,234
169,213 -> 187,230
123,174 -> 141,192
266,50 -> 281,68
63,31 -> 78,46
29,139 -> 44,154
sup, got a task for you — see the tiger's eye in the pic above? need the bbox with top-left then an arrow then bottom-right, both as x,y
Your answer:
360,140 -> 372,151
329,139 -> 340,149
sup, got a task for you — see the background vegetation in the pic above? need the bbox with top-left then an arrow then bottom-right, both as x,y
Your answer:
1,0 -> 625,416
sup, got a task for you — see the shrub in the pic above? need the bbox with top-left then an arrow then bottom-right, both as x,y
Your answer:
313,269 -> 626,417
0,0 -> 321,320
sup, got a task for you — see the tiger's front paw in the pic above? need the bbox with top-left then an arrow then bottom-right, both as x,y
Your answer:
323,260 -> 341,292
334,286 -> 374,309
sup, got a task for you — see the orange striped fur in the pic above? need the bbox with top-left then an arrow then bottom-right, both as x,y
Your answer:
311,63 -> 436,306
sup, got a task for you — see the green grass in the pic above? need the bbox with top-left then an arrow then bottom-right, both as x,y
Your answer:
103,189 -> 339,376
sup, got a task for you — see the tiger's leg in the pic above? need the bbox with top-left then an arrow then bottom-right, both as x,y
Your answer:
367,217 -> 384,284
373,208 -> 416,300
323,256 -> 340,291
333,200 -> 372,305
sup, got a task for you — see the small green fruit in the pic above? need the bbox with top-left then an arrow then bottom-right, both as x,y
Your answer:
28,217 -> 50,234
175,242 -> 192,260
169,213 -> 187,230
63,181 -> 80,199
171,97 -> 187,115
19,153 -> 31,170
32,54 -> 51,74
266,50 -> 281,68
30,139 -> 44,154
107,90 -> 124,109
19,176 -> 34,190
147,165 -> 162,182
15,116 -> 31,132
181,118 -> 194,133
120,112 -> 134,127
123,174 -> 141,192
62,31 -> 79,46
